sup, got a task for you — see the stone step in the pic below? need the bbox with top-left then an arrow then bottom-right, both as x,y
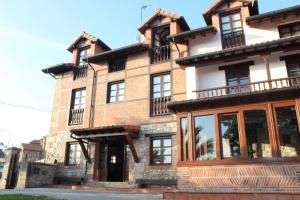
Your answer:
86,181 -> 138,189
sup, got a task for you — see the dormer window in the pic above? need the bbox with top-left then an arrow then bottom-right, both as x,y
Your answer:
220,12 -> 245,49
108,57 -> 126,73
151,25 -> 171,63
279,22 -> 300,38
74,48 -> 90,80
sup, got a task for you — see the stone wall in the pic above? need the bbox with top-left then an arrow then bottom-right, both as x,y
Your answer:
16,162 -> 57,188
130,122 -> 178,183
178,164 -> 300,193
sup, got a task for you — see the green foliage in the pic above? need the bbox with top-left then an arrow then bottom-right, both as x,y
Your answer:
0,194 -> 64,200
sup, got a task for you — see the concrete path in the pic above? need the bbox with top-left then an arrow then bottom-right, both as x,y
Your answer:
0,188 -> 163,200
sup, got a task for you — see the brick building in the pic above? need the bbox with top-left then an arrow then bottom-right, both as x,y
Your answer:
42,0 -> 300,194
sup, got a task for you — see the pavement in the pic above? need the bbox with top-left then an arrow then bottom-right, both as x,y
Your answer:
0,188 -> 164,200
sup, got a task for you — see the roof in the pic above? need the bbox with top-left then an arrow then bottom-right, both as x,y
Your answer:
21,143 -> 43,152
70,125 -> 140,136
203,0 -> 258,25
84,43 -> 150,63
67,31 -> 111,53
246,4 -> 300,24
168,26 -> 217,43
138,8 -> 190,33
42,63 -> 74,75
176,35 -> 300,66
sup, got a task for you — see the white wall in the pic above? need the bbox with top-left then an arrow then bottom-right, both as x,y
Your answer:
185,67 -> 197,99
189,32 -> 222,56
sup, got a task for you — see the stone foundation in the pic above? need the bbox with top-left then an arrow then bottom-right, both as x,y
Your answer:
178,164 -> 300,193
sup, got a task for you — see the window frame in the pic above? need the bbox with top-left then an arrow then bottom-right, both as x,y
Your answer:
70,88 -> 86,110
177,100 -> 300,166
278,22 -> 300,38
150,136 -> 172,166
107,80 -> 125,103
150,72 -> 171,99
77,47 -> 91,66
65,142 -> 83,166
108,57 -> 127,73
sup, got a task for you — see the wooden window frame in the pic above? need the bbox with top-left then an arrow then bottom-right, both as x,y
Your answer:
77,47 -> 91,66
177,100 -> 300,166
108,57 -> 127,73
281,54 -> 300,78
65,142 -> 82,166
278,21 -> 300,38
68,88 -> 86,125
150,136 -> 172,166
150,72 -> 171,99
107,80 -> 125,103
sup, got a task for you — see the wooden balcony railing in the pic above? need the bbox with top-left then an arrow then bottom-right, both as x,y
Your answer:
222,30 -> 245,49
151,96 -> 171,116
150,45 -> 171,64
69,108 -> 84,125
73,63 -> 88,80
194,76 -> 300,99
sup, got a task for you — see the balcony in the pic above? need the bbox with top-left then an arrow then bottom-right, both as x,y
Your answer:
151,96 -> 171,116
194,76 -> 300,99
222,30 -> 245,49
150,45 -> 171,64
69,108 -> 84,125
73,64 -> 88,80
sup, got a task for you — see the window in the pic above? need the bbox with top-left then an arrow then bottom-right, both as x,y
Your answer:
108,57 -> 126,73
279,22 -> 300,38
244,110 -> 271,158
150,73 -> 171,116
77,48 -> 91,66
194,115 -> 216,160
180,117 -> 189,161
151,73 -> 171,98
107,81 -> 125,103
275,105 -> 300,157
151,26 -> 170,63
224,65 -> 250,94
219,113 -> 240,158
69,88 -> 86,124
66,142 -> 82,165
220,12 -> 245,48
151,137 -> 172,165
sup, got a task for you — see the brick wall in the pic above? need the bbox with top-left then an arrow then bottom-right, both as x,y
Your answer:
178,164 -> 300,193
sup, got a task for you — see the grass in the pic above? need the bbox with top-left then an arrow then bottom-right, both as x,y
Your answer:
0,194 -> 64,200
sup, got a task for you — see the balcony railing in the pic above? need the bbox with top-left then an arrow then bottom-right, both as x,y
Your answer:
222,30 -> 245,49
151,96 -> 171,116
73,64 -> 88,80
150,45 -> 171,64
194,76 -> 300,99
69,108 -> 84,125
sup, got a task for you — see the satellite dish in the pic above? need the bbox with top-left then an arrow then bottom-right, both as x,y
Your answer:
136,34 -> 145,43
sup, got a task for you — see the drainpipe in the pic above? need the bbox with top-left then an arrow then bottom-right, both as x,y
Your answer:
171,37 -> 181,58
87,59 -> 97,129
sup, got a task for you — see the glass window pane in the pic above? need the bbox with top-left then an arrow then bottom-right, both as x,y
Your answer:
219,113 -> 240,158
221,16 -> 230,23
75,91 -> 81,98
244,110 -> 271,158
222,23 -> 230,32
110,97 -> 116,103
194,115 -> 216,160
180,118 -> 189,161
153,140 -> 161,148
163,155 -> 171,164
119,82 -> 125,89
163,147 -> 171,155
164,83 -> 171,91
118,95 -> 124,101
74,98 -> 80,105
153,85 -> 161,93
276,106 -> 300,157
163,139 -> 171,147
232,13 -> 240,21
233,21 -> 242,29
81,90 -> 86,97
110,84 -> 117,90
153,92 -> 161,98
153,76 -> 161,84
118,89 -> 124,95
110,90 -> 117,97
163,74 -> 170,83
163,91 -> 171,97
287,63 -> 300,77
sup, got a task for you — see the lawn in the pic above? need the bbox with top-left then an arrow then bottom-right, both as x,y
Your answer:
0,194 -> 64,200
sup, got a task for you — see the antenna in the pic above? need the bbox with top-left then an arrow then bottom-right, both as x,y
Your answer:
141,4 -> 151,24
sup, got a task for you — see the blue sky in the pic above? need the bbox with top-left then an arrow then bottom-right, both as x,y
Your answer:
0,0 -> 299,146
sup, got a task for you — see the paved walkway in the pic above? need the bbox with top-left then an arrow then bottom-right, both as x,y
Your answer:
0,188 -> 163,200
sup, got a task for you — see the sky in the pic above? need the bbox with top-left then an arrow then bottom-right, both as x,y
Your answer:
0,0 -> 299,147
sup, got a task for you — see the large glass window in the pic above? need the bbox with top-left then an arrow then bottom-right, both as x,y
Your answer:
180,117 -> 189,161
279,22 -> 300,38
194,115 -> 216,160
107,81 -> 125,103
244,110 -> 271,158
78,48 -> 91,66
225,66 -> 250,94
66,142 -> 82,165
275,105 -> 300,157
108,57 -> 126,73
219,113 -> 240,158
286,61 -> 300,78
71,89 -> 86,110
151,137 -> 172,165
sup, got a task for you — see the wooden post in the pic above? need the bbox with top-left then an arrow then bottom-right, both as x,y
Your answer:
125,135 -> 139,163
78,139 -> 91,163
262,55 -> 272,89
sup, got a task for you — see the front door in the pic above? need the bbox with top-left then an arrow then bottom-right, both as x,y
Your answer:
107,144 -> 125,182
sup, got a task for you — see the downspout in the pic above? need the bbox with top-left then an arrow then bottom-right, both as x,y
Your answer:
171,37 -> 181,58
87,59 -> 96,129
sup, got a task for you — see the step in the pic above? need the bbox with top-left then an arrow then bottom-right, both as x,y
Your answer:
86,181 -> 138,189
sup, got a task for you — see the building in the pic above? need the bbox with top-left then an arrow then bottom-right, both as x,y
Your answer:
0,143 -> 5,179
42,0 -> 300,194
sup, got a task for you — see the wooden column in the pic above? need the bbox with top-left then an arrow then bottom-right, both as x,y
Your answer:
187,113 -> 194,161
267,103 -> 280,157
262,55 -> 272,88
238,111 -> 248,158
78,139 -> 91,163
125,135 -> 139,163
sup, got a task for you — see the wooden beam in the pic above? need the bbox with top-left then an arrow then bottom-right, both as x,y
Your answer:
125,135 -> 139,163
78,138 -> 91,163
75,132 -> 128,139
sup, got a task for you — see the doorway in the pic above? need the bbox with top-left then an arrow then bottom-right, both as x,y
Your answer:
106,144 -> 126,182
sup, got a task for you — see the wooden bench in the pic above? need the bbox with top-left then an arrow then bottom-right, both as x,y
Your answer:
136,179 -> 177,188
